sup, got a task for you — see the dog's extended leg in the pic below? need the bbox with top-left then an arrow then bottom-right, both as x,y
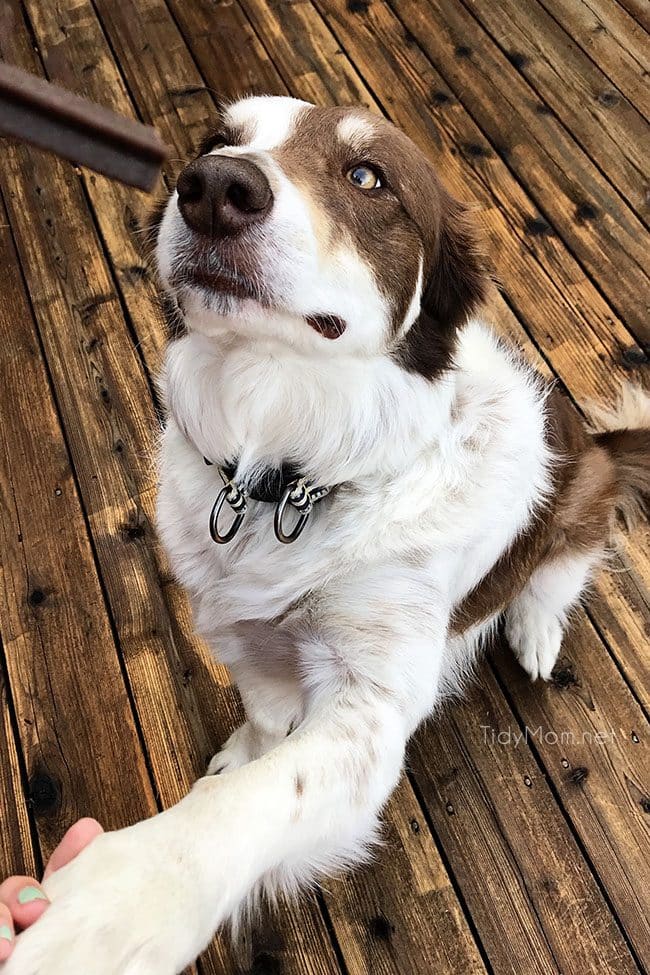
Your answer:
4,572 -> 448,974
192,677 -> 415,912
182,611 -> 449,927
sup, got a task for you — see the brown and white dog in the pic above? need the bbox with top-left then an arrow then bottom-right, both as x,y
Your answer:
6,96 -> 649,974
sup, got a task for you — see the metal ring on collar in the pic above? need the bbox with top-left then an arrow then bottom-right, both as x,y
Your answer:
209,481 -> 247,544
274,480 -> 313,544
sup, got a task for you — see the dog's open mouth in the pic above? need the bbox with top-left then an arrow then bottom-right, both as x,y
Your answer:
183,268 -> 260,302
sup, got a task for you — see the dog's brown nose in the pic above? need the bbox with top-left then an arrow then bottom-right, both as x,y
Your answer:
176,156 -> 273,238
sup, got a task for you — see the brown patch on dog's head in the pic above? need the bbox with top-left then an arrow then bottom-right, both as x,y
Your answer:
277,107 -> 488,378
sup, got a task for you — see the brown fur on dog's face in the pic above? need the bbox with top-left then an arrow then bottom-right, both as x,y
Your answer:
154,97 -> 487,377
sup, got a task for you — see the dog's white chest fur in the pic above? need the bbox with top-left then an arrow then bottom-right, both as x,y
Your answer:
156,320 -> 551,647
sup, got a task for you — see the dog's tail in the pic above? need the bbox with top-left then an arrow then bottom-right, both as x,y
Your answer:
590,384 -> 650,528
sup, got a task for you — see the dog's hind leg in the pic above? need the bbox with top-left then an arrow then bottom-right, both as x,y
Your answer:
504,549 -> 602,681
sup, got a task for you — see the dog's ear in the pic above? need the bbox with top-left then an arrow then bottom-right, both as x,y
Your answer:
425,193 -> 487,335
396,193 -> 487,380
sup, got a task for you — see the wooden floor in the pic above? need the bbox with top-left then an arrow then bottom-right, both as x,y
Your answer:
1,0 -> 648,972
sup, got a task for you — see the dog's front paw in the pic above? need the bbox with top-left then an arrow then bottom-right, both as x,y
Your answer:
1,817 -> 207,975
208,722 -> 257,774
207,721 -> 285,775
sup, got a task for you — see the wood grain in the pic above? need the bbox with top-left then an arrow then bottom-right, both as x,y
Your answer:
613,0 -> 650,34
538,0 -> 650,107
410,667 -> 642,975
463,0 -> 649,216
0,171 -> 156,856
0,205 -> 39,883
491,617 -> 650,961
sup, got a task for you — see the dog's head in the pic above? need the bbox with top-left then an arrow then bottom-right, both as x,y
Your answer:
153,96 -> 486,378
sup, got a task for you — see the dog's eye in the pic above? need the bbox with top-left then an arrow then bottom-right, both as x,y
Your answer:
346,164 -> 382,191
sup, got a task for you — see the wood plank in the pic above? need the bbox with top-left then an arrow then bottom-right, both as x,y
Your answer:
538,0 -> 650,114
154,0 -> 284,99
22,0 -> 216,371
386,0 -> 649,345
491,617 -> 650,962
614,0 -> 650,34
326,777 -> 486,974
0,210 -> 39,884
462,0 -> 649,215
0,217 -> 40,875
0,654 -> 38,880
0,180 -> 157,860
165,0 -> 371,107
588,539 -> 650,715
410,667 -> 641,975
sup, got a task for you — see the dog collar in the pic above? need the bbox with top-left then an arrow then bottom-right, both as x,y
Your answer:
203,457 -> 331,545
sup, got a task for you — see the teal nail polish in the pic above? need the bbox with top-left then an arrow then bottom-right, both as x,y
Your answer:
17,886 -> 47,905
0,924 -> 12,942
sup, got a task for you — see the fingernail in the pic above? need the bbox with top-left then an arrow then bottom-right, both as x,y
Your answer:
17,886 -> 47,905
0,924 -> 12,942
